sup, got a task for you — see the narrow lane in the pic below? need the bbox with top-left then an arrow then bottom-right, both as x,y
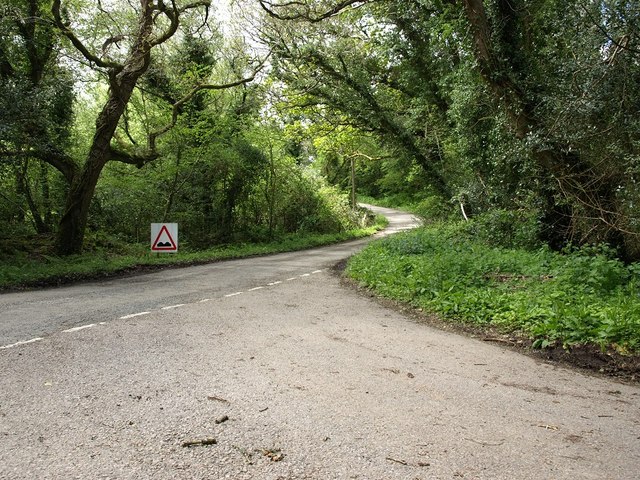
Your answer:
1,206 -> 638,479
0,205 -> 418,347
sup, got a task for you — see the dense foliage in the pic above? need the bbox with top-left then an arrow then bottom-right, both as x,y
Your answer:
0,0 -> 365,257
1,0 -> 639,357
258,0 -> 640,260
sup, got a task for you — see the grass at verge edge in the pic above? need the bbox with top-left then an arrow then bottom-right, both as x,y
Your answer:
346,223 -> 640,357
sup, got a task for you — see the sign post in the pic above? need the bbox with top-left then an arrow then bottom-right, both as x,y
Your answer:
151,223 -> 178,253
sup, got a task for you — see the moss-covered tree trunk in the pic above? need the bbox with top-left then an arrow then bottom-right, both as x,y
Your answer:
53,0 -> 161,255
462,0 -> 625,255
56,71 -> 146,254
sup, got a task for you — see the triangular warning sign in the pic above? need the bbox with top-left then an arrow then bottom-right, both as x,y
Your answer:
152,224 -> 177,252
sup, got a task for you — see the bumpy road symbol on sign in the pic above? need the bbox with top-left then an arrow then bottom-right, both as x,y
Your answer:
152,224 -> 177,251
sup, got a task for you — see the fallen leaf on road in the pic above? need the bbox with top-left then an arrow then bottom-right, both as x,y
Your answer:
260,448 -> 284,462
382,368 -> 400,374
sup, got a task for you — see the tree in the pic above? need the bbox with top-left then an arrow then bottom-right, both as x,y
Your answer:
46,0 -> 201,254
257,0 -> 640,259
460,0 -> 640,255
0,0 -> 73,235
257,0 -> 452,198
43,0 -> 266,255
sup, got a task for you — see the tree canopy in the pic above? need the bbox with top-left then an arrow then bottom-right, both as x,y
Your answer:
1,0 -> 639,260
257,0 -> 640,259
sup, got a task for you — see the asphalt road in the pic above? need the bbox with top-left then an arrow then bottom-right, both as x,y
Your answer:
0,205 -> 418,348
1,206 -> 638,479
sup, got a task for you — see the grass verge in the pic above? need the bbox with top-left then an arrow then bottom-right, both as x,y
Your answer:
347,222 -> 640,357
0,224 -> 384,292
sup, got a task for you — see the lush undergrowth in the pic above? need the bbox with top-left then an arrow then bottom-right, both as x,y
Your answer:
0,221 -> 385,291
347,222 -> 640,354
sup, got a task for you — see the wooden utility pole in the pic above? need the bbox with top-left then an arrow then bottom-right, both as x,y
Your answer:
350,155 -> 356,208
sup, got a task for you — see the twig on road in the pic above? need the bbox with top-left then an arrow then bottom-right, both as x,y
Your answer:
385,456 -> 431,467
181,438 -> 217,447
207,395 -> 230,403
215,415 -> 229,424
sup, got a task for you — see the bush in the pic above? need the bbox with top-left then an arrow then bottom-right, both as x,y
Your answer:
461,208 -> 543,250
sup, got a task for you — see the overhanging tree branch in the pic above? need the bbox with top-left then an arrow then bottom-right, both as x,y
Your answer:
577,2 -> 640,56
151,0 -> 180,46
51,0 -> 123,70
148,53 -> 271,151
151,0 -> 211,46
1,145 -> 78,182
108,146 -> 159,168
259,0 -> 369,23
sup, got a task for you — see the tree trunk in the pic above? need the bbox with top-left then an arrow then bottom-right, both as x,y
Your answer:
163,146 -> 182,223
55,84 -> 147,253
55,1 -> 154,255
16,160 -> 50,234
40,161 -> 53,230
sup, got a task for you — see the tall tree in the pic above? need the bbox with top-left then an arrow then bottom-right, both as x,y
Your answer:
43,0 -> 265,254
257,0 -> 640,258
460,0 -> 640,254
47,0 -> 206,254
258,0 -> 452,198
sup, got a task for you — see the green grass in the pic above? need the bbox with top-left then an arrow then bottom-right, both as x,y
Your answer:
0,224 -> 384,291
347,222 -> 640,354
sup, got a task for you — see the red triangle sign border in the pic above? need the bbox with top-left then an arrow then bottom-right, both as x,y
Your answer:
152,224 -> 177,251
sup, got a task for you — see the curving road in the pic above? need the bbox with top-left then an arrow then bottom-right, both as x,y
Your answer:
0,205 -> 638,479
0,205 -> 418,348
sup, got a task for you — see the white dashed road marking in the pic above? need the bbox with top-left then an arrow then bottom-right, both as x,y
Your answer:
0,338 -> 43,350
63,324 -> 96,333
161,304 -> 186,310
2,270 -> 323,350
120,312 -> 151,320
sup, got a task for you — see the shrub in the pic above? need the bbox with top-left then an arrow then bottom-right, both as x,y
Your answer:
461,208 -> 543,250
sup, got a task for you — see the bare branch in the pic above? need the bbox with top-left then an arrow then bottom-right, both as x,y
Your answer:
151,0 -> 211,46
51,0 -> 123,70
577,2 -> 640,56
178,0 -> 212,14
150,0 -> 180,46
148,53 -> 270,151
259,0 -> 369,23
108,146 -> 159,168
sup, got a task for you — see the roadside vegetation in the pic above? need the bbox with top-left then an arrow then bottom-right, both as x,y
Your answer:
2,0 -> 640,368
348,207 -> 640,357
0,210 -> 385,291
